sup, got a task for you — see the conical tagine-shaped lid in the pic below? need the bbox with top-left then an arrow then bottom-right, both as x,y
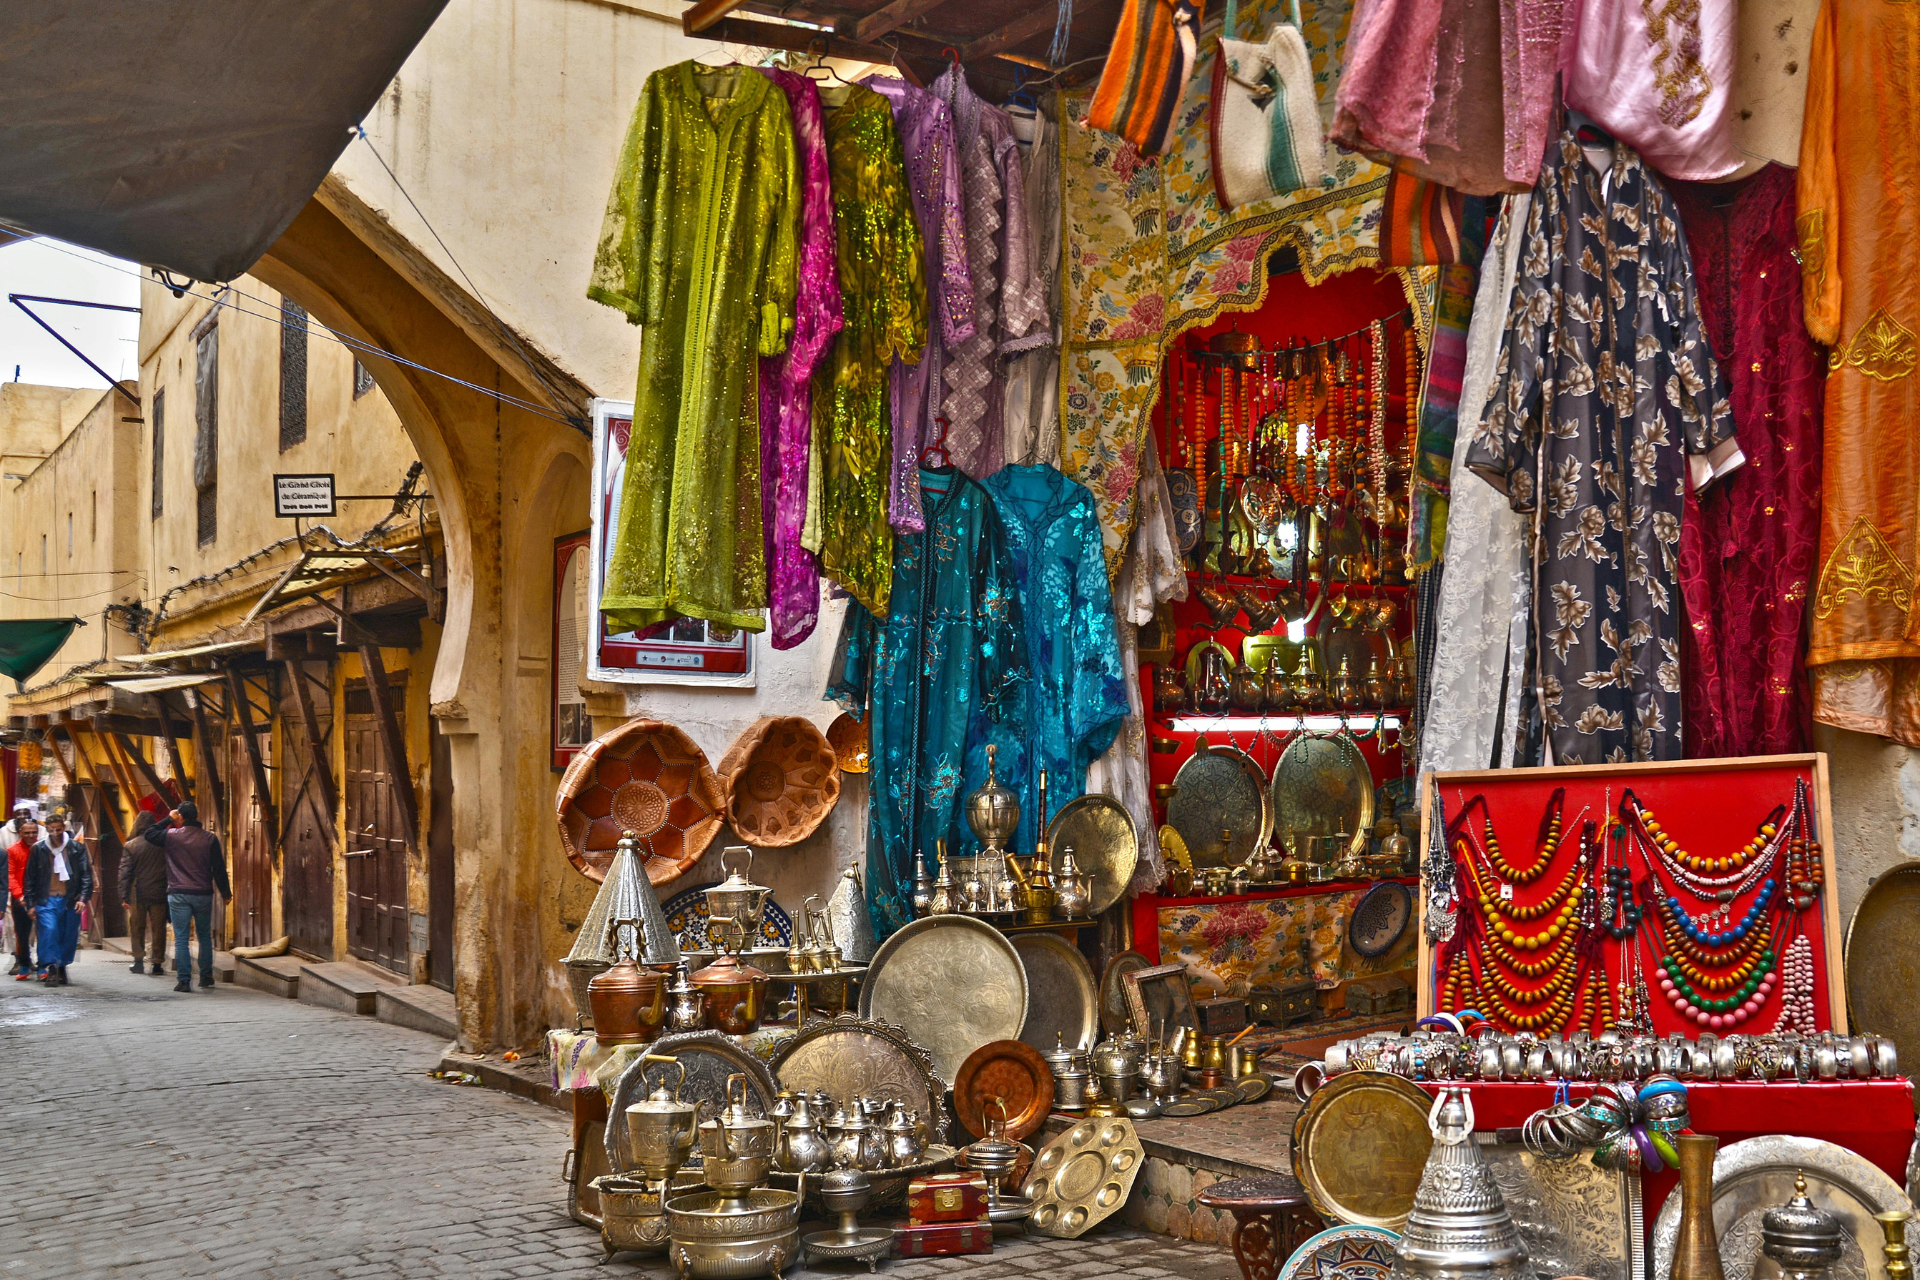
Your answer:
565,831 -> 681,967
1386,1087 -> 1531,1280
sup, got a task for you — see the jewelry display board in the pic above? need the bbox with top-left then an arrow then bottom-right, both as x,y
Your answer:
1416,755 -> 1845,1038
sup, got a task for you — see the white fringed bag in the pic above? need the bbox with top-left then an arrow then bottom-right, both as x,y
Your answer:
1209,0 -> 1327,210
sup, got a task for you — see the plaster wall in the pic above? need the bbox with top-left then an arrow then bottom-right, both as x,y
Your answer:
1813,723 -> 1920,933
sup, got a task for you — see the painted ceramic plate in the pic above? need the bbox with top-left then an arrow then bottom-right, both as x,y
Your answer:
658,884 -> 793,952
1277,1225 -> 1402,1280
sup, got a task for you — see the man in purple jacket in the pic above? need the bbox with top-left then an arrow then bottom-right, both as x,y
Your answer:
142,801 -> 231,992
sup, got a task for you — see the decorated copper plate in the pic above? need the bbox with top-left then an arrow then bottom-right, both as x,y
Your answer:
604,1030 -> 777,1174
859,914 -> 1028,1086
825,712 -> 870,774
1650,1135 -> 1910,1280
1291,1069 -> 1433,1230
557,718 -> 724,884
1046,793 -> 1138,918
1846,859 -> 1920,1098
953,1038 -> 1054,1141
1168,740 -> 1270,868
1011,932 -> 1098,1055
714,715 -> 840,848
767,1013 -> 948,1141
1099,950 -> 1153,1037
1277,1225 -> 1401,1280
1026,1117 -> 1144,1239
1271,730 -> 1375,860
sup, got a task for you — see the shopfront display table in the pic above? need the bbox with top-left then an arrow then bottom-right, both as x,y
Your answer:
1194,1175 -> 1321,1280
1413,1079 -> 1915,1225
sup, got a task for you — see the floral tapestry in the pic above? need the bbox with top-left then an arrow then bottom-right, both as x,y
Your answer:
1158,887 -> 1413,995
1060,0 -> 1393,575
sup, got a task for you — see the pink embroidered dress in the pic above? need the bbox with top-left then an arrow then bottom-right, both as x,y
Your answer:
757,69 -> 845,649
1560,0 -> 1741,181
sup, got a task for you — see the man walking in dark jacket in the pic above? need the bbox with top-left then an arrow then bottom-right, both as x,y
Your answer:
25,812 -> 91,986
143,801 -> 230,992
119,811 -> 170,975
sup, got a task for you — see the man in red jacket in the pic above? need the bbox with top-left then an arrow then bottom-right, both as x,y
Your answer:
5,812 -> 34,978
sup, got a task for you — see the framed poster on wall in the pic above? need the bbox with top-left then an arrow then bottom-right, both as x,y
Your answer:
586,398 -> 755,689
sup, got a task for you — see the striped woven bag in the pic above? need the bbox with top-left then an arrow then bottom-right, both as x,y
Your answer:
1209,0 -> 1326,210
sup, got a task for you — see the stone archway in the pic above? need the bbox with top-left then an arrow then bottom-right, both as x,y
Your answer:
251,188 -> 594,1050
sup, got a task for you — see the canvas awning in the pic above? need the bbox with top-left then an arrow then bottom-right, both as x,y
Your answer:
0,1 -> 448,282
0,618 -> 80,690
101,673 -> 222,695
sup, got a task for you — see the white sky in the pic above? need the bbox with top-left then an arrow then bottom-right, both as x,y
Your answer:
0,235 -> 141,389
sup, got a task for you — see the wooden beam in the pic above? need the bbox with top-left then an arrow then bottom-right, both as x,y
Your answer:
225,668 -> 280,859
284,658 -> 339,834
962,6 -> 1056,61
855,0 -> 949,42
44,732 -> 74,792
82,728 -> 142,825
151,694 -> 197,810
694,16 -> 927,75
681,0 -> 751,35
188,686 -> 227,836
357,644 -> 421,860
62,728 -> 126,845
114,732 -> 178,806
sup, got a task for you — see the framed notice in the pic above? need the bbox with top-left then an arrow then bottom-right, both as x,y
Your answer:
586,398 -> 755,687
273,472 -> 336,517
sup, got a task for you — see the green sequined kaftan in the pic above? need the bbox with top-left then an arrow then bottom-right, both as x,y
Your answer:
815,85 -> 928,618
590,63 -> 800,631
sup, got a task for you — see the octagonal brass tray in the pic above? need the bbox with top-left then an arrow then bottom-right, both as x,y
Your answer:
1047,792 -> 1137,917
1271,730 -> 1374,860
1290,1069 -> 1433,1230
1167,739 -> 1270,868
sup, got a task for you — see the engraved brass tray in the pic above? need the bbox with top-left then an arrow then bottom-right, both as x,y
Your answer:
766,1012 -> 948,1141
1099,950 -> 1153,1037
858,914 -> 1028,1086
1290,1069 -> 1433,1231
1047,793 -> 1137,917
1026,1117 -> 1145,1239
604,1030 -> 778,1175
1484,1147 -> 1643,1280
1271,731 -> 1374,860
1011,932 -> 1098,1055
1651,1135 -> 1910,1280
1168,741 -> 1270,868
1846,859 -> 1920,1109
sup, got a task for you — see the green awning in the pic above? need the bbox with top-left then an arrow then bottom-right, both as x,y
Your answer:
0,617 -> 80,690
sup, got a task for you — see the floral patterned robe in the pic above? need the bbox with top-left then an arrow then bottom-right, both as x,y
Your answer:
827,472 -> 1026,940
1466,131 -> 1737,764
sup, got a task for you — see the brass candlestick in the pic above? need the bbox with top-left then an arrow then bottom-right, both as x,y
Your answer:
1878,1212 -> 1912,1280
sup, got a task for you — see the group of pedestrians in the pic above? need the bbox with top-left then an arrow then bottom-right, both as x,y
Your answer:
4,797 -> 228,992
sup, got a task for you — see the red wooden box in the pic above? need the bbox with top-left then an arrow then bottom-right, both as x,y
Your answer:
905,1173 -> 989,1225
891,1218 -> 993,1257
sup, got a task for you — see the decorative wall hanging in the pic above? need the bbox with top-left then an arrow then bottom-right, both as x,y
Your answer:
557,717 -> 725,884
715,715 -> 840,848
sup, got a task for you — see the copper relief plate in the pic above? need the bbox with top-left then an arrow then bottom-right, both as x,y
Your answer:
1047,793 -> 1138,917
858,914 -> 1027,1086
1168,741 -> 1270,868
952,1038 -> 1054,1142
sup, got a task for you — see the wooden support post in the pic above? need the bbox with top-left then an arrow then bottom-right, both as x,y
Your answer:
187,687 -> 227,834
151,694 -> 197,808
93,731 -> 146,829
114,733 -> 176,806
284,658 -> 339,838
357,644 -> 421,859
44,732 -> 75,792
62,728 -> 126,845
225,668 -> 280,858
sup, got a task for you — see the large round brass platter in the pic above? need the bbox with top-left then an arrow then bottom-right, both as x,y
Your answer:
1271,732 -> 1375,860
1846,860 -> 1920,1113
1290,1070 -> 1433,1230
1168,743 -> 1270,868
859,914 -> 1027,1086
768,1014 -> 948,1141
1011,932 -> 1098,1055
1047,793 -> 1138,916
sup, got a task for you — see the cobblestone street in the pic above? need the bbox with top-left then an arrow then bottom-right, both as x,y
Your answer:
1,950 -> 1241,1280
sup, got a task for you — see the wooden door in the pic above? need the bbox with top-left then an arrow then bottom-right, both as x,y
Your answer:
427,719 -> 454,991
345,681 -> 409,974
280,663 -> 335,959
227,733 -> 275,949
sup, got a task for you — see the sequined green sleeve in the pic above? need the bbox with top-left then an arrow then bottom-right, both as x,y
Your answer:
587,76 -> 661,325
878,121 -> 927,367
759,116 -> 801,357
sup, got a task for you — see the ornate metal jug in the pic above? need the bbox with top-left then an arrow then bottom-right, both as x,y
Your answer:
1386,1088 -> 1531,1280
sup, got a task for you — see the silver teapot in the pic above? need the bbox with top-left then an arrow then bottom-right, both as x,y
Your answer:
882,1103 -> 922,1169
778,1096 -> 832,1174
1054,845 -> 1091,919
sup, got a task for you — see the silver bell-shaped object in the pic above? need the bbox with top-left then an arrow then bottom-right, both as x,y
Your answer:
1762,1172 -> 1845,1280
1387,1087 -> 1531,1280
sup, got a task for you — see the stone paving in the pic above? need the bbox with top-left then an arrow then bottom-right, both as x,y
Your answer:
0,949 -> 1241,1280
